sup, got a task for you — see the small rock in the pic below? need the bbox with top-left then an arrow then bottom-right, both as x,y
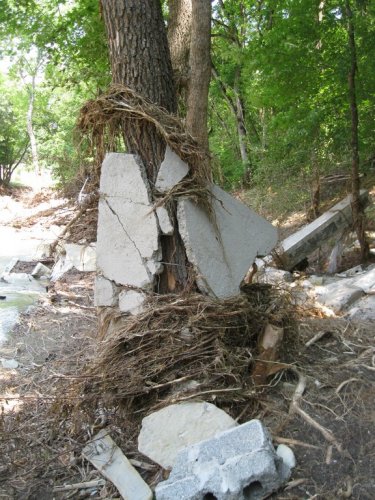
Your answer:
1,358 -> 19,369
138,402 -> 237,469
119,290 -> 146,315
276,444 -> 296,469
31,262 -> 52,279
94,276 -> 119,307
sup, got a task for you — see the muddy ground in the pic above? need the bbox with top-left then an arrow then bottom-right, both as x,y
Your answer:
0,187 -> 374,499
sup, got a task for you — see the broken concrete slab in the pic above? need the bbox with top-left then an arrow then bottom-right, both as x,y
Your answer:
94,276 -> 119,307
156,206 -> 174,235
350,267 -> 375,293
315,282 -> 364,313
177,184 -> 278,298
155,419 -> 289,500
97,153 -> 161,289
155,146 -> 189,193
83,429 -> 153,500
31,262 -> 52,279
65,243 -> 96,272
119,290 -> 146,315
347,295 -> 375,321
276,190 -> 369,271
138,402 -> 237,469
254,267 -> 293,285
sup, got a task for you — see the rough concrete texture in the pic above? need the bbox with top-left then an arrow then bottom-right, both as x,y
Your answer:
64,243 -> 96,272
155,146 -> 189,193
156,206 -> 174,235
94,276 -> 119,307
97,153 -> 161,288
177,185 -> 278,298
254,267 -> 293,285
350,267 -> 375,293
138,402 -> 237,469
83,430 -> 153,500
277,190 -> 369,270
155,419 -> 290,500
119,290 -> 146,315
347,295 -> 375,321
315,282 -> 364,313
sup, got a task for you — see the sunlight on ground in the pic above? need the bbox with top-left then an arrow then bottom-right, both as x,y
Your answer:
0,390 -> 24,415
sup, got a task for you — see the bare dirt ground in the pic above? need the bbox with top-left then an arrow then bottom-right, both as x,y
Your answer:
0,187 -> 374,499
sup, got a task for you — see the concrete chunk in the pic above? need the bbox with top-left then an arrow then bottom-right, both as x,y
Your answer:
31,262 -> 52,279
156,206 -> 174,235
177,185 -> 278,298
155,420 -> 290,500
119,290 -> 146,315
83,430 -> 152,500
138,402 -> 237,469
155,146 -> 189,193
94,276 -> 119,307
64,243 -> 96,272
277,190 -> 369,270
315,282 -> 364,313
97,153 -> 161,288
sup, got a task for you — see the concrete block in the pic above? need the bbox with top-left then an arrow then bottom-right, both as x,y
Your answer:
64,243 -> 96,272
97,153 -> 161,288
155,420 -> 289,500
315,282 -> 364,313
277,190 -> 369,270
347,295 -> 375,321
94,276 -> 119,307
138,402 -> 237,469
119,290 -> 146,315
155,146 -> 189,193
156,206 -> 174,235
254,267 -> 293,285
177,184 -> 278,298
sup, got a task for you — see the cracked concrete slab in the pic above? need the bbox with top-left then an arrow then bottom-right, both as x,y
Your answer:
96,153 -> 161,288
155,146 -> 189,193
177,184 -> 278,298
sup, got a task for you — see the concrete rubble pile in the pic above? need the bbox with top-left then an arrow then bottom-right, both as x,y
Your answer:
94,149 -> 278,310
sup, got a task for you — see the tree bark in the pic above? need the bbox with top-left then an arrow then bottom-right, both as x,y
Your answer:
345,0 -> 369,261
168,0 -> 192,99
26,72 -> 40,176
186,0 -> 211,151
100,0 -> 189,292
101,0 -> 177,181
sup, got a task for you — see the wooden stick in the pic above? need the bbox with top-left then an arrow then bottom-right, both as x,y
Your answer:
274,436 -> 320,450
336,378 -> 360,394
305,330 -> 330,347
53,479 -> 105,492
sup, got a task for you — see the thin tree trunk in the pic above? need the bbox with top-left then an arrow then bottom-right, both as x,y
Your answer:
168,0 -> 192,101
345,0 -> 369,261
26,73 -> 40,176
186,0 -> 211,152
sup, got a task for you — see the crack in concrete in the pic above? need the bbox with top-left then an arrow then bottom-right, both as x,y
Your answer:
100,193 -> 151,207
104,199 -> 156,282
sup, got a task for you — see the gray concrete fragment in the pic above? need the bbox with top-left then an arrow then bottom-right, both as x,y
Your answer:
155,419 -> 289,500
64,243 -> 96,272
155,146 -> 189,193
83,429 -> 153,500
138,402 -> 237,469
94,276 -> 119,307
351,267 -> 375,293
346,295 -> 375,321
156,206 -> 174,235
177,185 -> 278,298
277,190 -> 369,271
96,153 -> 161,288
31,262 -> 52,279
254,267 -> 293,285
315,282 -> 364,313
119,290 -> 146,315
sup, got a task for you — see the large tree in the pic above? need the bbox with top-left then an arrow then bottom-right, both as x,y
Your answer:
100,0 -> 192,292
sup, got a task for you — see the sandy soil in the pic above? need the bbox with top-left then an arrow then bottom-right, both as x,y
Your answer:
0,187 -> 374,499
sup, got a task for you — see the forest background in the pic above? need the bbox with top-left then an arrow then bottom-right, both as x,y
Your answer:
0,0 -> 374,221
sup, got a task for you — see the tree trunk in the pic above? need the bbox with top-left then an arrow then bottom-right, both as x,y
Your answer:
345,0 -> 369,262
26,73 -> 40,176
101,0 -> 177,182
100,0 -> 189,292
168,0 -> 192,100
186,0 -> 211,151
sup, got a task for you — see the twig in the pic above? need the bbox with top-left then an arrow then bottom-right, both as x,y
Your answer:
289,370 -> 343,452
274,436 -> 320,450
285,478 -> 307,491
325,445 -> 333,464
53,479 -> 105,492
336,378 -> 361,394
305,330 -> 330,347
